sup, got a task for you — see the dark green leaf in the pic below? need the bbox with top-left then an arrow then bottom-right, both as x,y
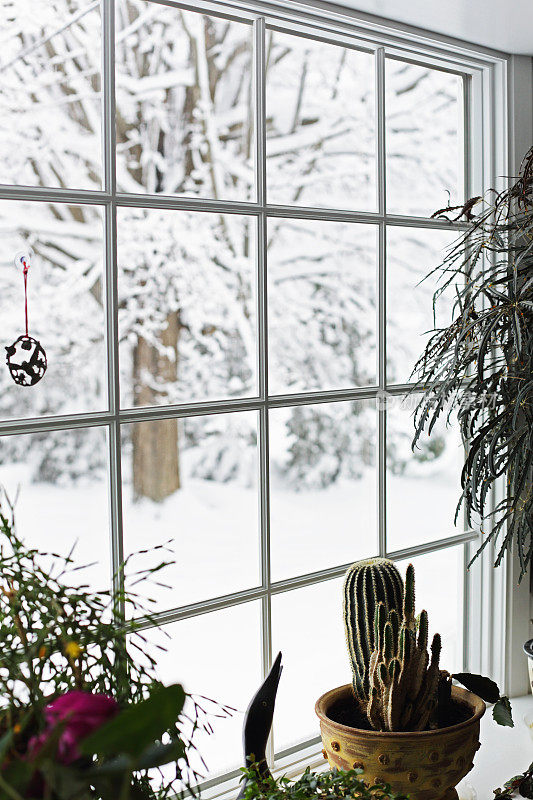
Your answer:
80,683 -> 186,759
520,776 -> 533,799
452,672 -> 501,703
493,696 -> 514,728
88,736 -> 186,775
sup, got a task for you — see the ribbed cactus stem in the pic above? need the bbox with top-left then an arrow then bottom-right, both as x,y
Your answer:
389,609 -> 399,650
383,622 -> 393,661
418,609 -> 428,651
343,558 -> 404,706
403,563 -> 416,629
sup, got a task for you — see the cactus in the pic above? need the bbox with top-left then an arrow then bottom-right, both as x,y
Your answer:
366,563 -> 442,732
342,558 -> 404,706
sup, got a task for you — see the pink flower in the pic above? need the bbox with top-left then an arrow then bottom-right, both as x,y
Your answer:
28,691 -> 119,765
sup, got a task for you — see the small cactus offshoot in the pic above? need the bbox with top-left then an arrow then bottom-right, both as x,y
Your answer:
366,563 -> 442,732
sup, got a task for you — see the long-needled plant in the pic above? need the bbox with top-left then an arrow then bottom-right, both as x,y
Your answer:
0,496 -> 226,799
410,146 -> 533,579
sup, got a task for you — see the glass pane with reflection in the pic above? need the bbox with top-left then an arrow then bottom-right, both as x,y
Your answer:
268,219 -> 377,394
0,1 -> 102,189
395,546 -> 464,672
386,399 -> 464,552
266,31 -> 376,210
386,226 -> 457,385
117,208 -> 257,408
386,59 -> 464,217
269,400 -> 377,582
121,412 -> 260,609
272,578 -> 347,752
0,200 -> 106,420
139,601 -> 262,783
115,2 -> 253,200
0,426 -> 110,591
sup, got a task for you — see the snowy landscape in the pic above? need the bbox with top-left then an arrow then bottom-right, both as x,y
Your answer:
0,0 -> 467,784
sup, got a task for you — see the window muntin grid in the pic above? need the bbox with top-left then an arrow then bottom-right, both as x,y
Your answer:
0,0 -> 502,785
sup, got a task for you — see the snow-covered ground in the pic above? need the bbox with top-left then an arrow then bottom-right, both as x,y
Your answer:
0,461 -> 464,782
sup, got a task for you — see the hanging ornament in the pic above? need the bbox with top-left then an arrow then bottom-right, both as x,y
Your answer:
5,250 -> 47,386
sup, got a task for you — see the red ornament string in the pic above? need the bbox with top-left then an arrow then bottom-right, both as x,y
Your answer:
22,259 -> 29,337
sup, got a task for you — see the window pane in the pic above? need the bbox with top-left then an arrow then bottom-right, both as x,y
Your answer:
396,546 -> 464,671
121,412 -> 260,608
0,1 -> 102,189
268,219 -> 377,394
386,400 -> 464,552
0,426 -> 110,591
141,602 -> 262,781
386,60 -> 464,217
272,579 -> 346,751
115,3 -> 253,200
117,208 -> 256,407
266,32 -> 376,210
269,400 -> 377,582
386,227 -> 456,384
0,200 -> 106,419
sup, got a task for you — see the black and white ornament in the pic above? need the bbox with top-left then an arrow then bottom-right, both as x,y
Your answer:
6,251 -> 47,386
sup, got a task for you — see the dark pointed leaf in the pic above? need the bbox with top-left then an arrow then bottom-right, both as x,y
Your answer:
452,672 -> 501,703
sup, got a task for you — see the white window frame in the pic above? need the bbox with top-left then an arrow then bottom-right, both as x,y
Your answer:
0,0 -> 519,789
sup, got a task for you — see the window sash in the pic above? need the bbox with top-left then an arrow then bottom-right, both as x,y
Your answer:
0,0 -> 510,784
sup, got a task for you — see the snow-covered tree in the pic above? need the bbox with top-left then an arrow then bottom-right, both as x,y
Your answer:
0,0 -> 464,496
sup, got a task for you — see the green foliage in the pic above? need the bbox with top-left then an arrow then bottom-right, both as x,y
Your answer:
411,146 -> 533,579
0,506 -> 167,715
0,498 -> 219,799
240,766 -> 409,800
81,683 -> 186,760
342,559 -> 404,706
491,695 -> 514,728
450,672 -> 513,727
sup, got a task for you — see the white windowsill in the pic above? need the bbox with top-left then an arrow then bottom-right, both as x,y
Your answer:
203,696 -> 533,800
457,695 -> 533,800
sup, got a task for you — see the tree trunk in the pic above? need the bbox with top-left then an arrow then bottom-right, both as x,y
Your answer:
132,312 -> 180,501
130,15 -> 218,501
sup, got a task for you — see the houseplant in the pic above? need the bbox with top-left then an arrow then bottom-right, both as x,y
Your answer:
315,558 -> 513,800
238,653 -> 409,800
0,498 -> 220,799
410,146 -> 533,579
240,765 -> 409,800
493,762 -> 533,799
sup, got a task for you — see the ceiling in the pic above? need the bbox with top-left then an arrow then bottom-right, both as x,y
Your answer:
327,0 -> 533,55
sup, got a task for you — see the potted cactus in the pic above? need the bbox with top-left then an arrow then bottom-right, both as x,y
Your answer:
315,558 -> 513,800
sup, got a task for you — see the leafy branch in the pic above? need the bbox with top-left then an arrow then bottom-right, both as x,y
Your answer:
240,766 -> 410,800
411,146 -> 533,579
0,494 -> 231,798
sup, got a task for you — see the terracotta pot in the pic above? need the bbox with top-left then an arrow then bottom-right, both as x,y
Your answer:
525,640 -> 533,694
315,684 -> 485,800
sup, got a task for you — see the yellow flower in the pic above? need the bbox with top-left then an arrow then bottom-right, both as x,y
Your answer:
13,724 -> 21,735
38,645 -> 47,659
65,641 -> 83,660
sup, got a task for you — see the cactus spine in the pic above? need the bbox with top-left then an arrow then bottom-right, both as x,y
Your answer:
366,563 -> 442,732
343,558 -> 404,706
